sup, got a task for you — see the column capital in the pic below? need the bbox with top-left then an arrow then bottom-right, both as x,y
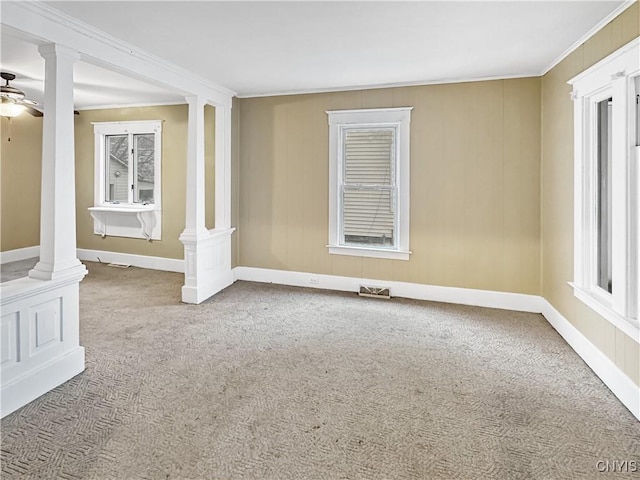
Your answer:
185,95 -> 207,108
38,43 -> 81,62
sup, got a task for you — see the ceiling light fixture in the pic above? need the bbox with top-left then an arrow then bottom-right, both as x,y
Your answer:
0,72 -> 42,118
0,98 -> 26,118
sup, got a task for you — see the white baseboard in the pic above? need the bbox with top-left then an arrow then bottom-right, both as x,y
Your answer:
182,270 -> 234,304
1,347 -> 85,418
0,246 -> 40,264
233,266 -> 543,313
77,249 -> 184,273
541,299 -> 640,421
1,246 -> 185,273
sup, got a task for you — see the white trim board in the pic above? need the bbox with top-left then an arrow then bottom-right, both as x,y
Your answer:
1,247 -> 184,272
541,0 -> 638,76
1,347 -> 85,418
233,266 -> 543,313
0,246 -> 40,265
233,266 -> 640,421
76,249 -> 184,273
541,299 -> 640,421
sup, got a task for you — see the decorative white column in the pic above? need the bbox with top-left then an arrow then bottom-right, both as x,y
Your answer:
2,43 -> 86,418
180,97 -> 234,304
29,44 -> 87,282
182,95 -> 208,238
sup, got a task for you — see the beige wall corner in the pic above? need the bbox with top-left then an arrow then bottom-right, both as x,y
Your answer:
231,97 -> 241,268
1,115 -> 42,252
238,78 -> 542,296
541,3 -> 640,387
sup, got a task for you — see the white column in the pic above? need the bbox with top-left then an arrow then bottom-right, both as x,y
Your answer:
180,97 -> 234,304
29,44 -> 86,281
215,104 -> 232,230
180,95 -> 211,303
183,95 -> 208,237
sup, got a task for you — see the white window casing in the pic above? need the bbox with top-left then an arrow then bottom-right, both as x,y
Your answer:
90,120 -> 162,241
569,37 -> 640,342
327,107 -> 412,260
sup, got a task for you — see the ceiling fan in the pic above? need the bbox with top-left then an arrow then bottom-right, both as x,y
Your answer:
1,72 -> 42,117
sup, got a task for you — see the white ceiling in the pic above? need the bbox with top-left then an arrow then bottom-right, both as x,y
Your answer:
0,1 -> 630,109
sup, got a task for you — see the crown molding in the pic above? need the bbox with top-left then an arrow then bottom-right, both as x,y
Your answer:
76,101 -> 188,112
235,73 -> 538,99
2,1 -> 236,106
541,0 -> 637,76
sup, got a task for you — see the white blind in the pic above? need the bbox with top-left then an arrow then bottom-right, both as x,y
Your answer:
342,128 -> 396,245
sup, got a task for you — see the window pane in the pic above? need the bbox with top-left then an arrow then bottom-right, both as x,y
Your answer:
596,98 -> 613,293
343,188 -> 395,247
635,77 -> 639,147
344,129 -> 394,185
134,134 -> 155,203
106,135 -> 129,203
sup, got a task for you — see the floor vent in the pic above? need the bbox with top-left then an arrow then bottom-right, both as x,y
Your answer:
359,285 -> 390,299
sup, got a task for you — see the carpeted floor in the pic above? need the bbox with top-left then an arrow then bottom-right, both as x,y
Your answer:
1,262 -> 639,479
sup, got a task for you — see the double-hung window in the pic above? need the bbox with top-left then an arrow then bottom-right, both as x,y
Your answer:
327,108 -> 412,260
569,37 -> 640,341
91,121 -> 162,240
94,121 -> 161,206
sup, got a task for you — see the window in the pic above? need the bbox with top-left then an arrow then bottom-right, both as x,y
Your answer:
94,121 -> 161,206
569,37 -> 640,341
327,107 -> 412,260
91,121 -> 162,241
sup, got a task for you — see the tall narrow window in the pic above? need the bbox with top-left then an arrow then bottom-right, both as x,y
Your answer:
327,108 -> 412,260
133,133 -> 155,203
106,134 -> 129,203
596,98 -> 612,294
343,128 -> 396,247
569,37 -> 640,342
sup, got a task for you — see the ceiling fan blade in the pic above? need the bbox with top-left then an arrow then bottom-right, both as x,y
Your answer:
24,105 -> 43,117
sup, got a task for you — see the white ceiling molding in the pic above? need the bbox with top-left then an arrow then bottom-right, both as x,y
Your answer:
75,101 -> 188,112
541,0 -> 637,76
1,1 -> 235,107
235,73 -> 538,99
2,1 -> 634,102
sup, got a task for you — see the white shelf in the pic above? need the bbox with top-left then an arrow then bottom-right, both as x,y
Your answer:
88,205 -> 160,241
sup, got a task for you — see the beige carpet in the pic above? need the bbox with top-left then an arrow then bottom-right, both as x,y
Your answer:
1,262 -> 639,479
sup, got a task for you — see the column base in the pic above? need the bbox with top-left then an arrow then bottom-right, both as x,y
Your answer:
180,227 -> 235,304
29,259 -> 87,282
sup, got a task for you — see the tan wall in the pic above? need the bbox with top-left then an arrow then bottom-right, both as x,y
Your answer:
541,2 -> 640,386
205,105 -> 216,230
1,115 -> 43,251
231,97 -> 241,268
75,104 -> 215,260
238,78 -> 541,295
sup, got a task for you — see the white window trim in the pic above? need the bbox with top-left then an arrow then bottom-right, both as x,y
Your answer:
327,107 -> 412,261
91,120 -> 162,240
569,36 -> 640,342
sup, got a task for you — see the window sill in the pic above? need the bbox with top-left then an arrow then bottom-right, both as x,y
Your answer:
88,205 -> 161,241
328,245 -> 411,261
570,282 -> 640,343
